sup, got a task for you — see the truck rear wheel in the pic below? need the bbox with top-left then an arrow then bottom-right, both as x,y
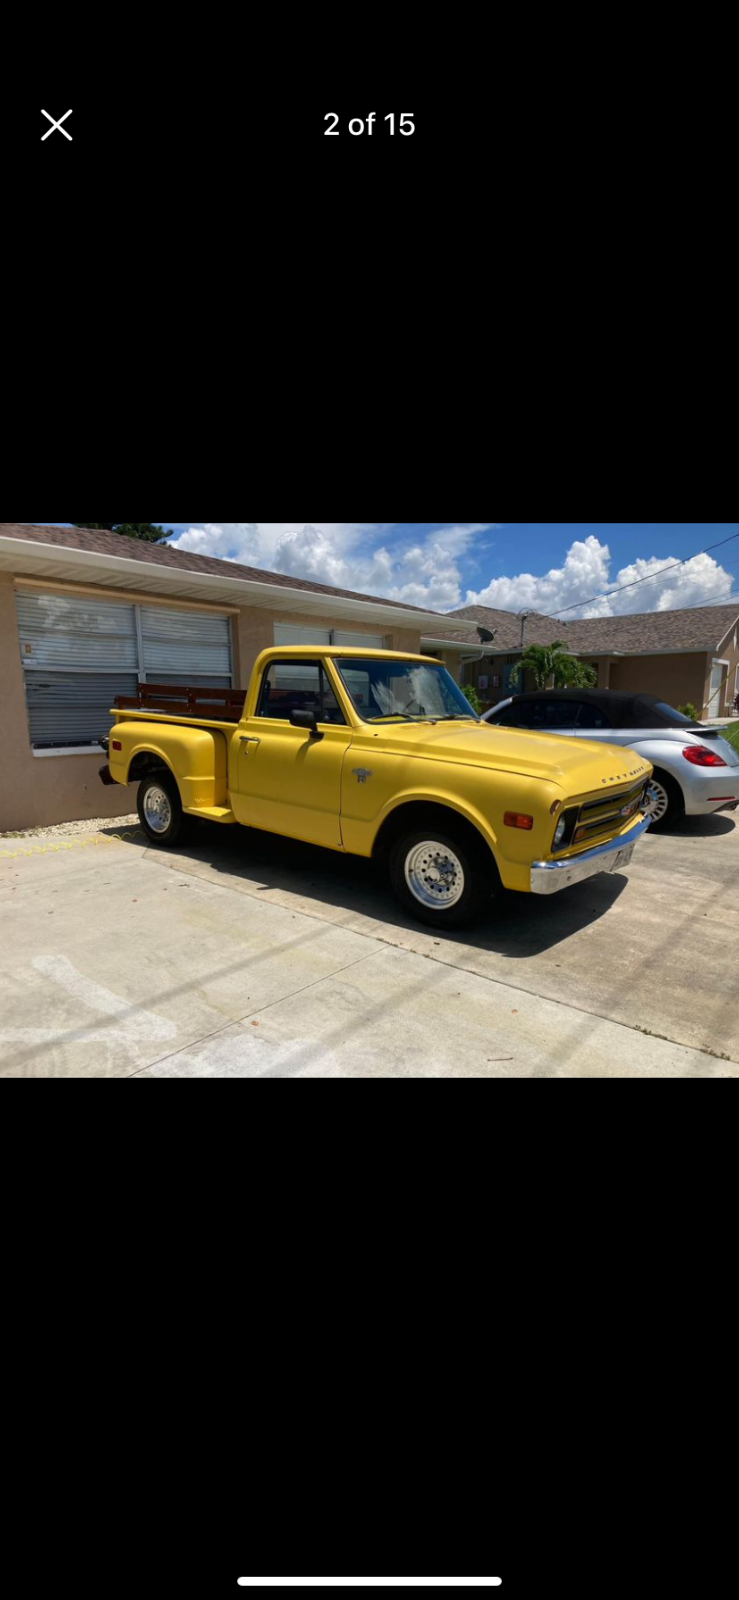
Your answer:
137,771 -> 187,846
388,825 -> 493,928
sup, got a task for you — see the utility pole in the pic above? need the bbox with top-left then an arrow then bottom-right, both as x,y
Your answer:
517,610 -> 532,648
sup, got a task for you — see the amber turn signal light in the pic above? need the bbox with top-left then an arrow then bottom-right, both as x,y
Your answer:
504,812 -> 534,829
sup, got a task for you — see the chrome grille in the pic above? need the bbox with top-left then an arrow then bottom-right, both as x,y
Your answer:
573,779 -> 647,844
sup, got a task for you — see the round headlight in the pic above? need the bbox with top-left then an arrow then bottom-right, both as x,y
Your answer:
553,817 -> 567,847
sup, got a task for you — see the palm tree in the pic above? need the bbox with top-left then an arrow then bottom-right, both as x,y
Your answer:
510,641 -> 597,691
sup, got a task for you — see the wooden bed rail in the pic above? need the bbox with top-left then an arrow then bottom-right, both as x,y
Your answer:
114,683 -> 246,722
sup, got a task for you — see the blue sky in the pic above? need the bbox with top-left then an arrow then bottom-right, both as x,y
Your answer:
40,523 -> 739,618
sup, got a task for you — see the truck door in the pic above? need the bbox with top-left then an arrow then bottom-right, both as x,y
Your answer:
230,658 -> 353,847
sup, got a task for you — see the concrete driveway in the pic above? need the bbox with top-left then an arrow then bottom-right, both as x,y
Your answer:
1,808 -> 737,1076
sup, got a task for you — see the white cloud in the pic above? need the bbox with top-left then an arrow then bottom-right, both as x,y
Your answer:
165,525 -> 733,619
166,522 -> 260,562
464,534 -> 735,618
601,550 -> 733,614
167,522 -> 494,611
169,522 -> 385,570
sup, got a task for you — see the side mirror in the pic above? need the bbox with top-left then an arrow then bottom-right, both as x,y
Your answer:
289,707 -> 321,737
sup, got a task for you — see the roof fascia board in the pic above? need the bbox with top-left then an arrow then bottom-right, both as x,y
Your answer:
14,575 -> 239,613
422,641 -> 589,658
574,645 -> 714,657
0,534 -> 460,632
425,641 -> 719,658
714,613 -> 739,652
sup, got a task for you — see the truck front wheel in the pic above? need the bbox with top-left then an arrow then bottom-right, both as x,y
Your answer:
388,826 -> 493,928
137,772 -> 187,846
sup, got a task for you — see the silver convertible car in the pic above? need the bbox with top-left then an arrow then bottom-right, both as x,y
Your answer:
483,689 -> 739,829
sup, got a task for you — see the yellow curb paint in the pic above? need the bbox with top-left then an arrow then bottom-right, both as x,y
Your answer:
0,828 -> 145,860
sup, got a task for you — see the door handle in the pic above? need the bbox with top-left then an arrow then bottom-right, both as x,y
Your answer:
239,736 -> 260,746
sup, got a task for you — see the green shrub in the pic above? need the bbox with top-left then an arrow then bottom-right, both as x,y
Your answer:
678,702 -> 699,721
463,684 -> 483,715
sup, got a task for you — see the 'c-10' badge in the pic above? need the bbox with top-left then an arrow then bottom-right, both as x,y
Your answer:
352,768 -> 373,783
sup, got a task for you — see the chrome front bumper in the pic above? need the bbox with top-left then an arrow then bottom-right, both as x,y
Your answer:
530,814 -> 651,895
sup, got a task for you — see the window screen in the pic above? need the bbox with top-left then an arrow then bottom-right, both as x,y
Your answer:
331,630 -> 386,648
15,590 -> 233,749
16,590 -> 138,669
273,624 -> 386,649
22,671 -> 139,749
139,606 -> 232,678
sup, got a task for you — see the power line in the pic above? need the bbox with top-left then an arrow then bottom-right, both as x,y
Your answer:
569,588 -> 739,622
648,589 -> 738,614
550,528 -> 739,619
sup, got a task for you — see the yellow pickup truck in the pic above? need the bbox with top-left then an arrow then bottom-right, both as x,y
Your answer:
99,646 -> 653,928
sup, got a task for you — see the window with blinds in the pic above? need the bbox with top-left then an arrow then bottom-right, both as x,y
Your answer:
15,590 -> 233,749
274,624 -> 387,649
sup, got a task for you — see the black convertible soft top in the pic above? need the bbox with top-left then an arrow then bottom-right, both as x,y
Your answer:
502,689 -> 704,729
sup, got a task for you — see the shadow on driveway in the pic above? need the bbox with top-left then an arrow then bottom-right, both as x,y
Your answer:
647,812 -> 737,838
101,818 -> 633,958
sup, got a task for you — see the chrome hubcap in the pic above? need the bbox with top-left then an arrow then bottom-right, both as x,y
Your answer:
644,780 -> 669,822
143,784 -> 172,833
405,840 -> 465,908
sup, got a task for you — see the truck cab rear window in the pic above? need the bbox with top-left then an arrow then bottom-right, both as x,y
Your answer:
256,661 -> 346,724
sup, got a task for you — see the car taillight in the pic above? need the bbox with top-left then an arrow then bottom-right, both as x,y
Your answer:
682,745 -> 727,767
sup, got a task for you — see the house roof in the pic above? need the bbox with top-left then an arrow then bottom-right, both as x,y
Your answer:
0,523 -> 445,617
440,606 -> 571,649
564,604 -> 739,653
441,601 -> 739,655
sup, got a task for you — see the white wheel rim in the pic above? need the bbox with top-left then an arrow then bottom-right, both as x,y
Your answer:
645,780 -> 669,822
143,784 -> 172,833
404,839 -> 465,909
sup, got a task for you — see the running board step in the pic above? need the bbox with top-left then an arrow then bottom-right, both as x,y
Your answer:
186,806 -> 236,824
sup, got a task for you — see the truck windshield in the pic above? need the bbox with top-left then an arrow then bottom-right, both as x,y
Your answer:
335,658 -> 477,722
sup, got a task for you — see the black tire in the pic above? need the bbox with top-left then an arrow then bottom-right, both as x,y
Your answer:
388,824 -> 496,928
644,768 -> 685,831
136,770 -> 188,845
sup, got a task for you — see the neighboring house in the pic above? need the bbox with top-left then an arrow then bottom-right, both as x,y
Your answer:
429,602 -> 739,717
0,524 -> 461,832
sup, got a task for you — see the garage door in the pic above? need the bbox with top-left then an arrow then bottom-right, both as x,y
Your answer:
274,624 -> 386,648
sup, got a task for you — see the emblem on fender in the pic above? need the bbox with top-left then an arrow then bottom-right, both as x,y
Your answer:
352,768 -> 373,783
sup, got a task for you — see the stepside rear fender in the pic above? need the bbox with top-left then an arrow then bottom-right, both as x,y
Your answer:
108,720 -> 228,811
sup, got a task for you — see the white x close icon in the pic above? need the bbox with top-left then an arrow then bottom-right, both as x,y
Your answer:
41,109 -> 73,141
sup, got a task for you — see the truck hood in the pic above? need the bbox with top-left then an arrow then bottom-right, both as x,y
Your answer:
366,720 -> 651,792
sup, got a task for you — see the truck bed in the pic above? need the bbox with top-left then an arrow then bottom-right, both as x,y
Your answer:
114,682 -> 245,723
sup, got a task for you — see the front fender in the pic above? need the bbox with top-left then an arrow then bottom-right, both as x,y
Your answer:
341,753 -> 562,891
369,786 -> 500,854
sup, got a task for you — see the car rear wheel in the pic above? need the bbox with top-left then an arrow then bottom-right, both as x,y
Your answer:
137,771 -> 188,845
388,825 -> 494,927
644,769 -> 684,830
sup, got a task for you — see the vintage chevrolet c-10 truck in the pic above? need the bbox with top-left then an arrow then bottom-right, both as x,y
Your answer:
99,646 -> 653,927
